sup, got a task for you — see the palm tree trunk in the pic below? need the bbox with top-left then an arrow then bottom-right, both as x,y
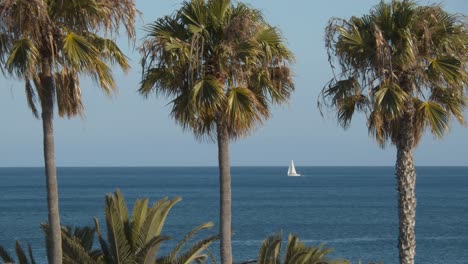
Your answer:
40,63 -> 63,264
396,107 -> 417,264
217,122 -> 232,264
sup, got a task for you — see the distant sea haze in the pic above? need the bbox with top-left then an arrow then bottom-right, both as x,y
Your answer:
1,166 -> 467,263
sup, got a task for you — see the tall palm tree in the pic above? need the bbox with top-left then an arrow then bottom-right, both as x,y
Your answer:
319,1 -> 467,263
0,1 -> 136,263
140,1 -> 294,263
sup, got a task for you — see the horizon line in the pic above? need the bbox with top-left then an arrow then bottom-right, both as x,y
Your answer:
1,165 -> 467,168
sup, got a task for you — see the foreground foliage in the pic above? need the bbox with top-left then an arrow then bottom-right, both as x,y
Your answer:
254,234 -> 348,264
1,190 -> 218,264
319,1 -> 467,263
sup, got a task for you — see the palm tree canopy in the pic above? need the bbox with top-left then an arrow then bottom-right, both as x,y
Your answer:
0,0 -> 137,118
140,0 -> 294,140
319,0 -> 467,147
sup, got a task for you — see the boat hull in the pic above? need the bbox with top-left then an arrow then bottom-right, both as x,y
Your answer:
288,173 -> 301,177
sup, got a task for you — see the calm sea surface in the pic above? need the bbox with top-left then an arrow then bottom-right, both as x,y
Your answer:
0,167 -> 467,263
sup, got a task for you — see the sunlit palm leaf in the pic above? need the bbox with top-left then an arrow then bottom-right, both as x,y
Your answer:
88,35 -> 130,72
430,87 -> 466,124
191,76 -> 224,113
63,33 -> 99,69
374,83 -> 408,119
130,198 -> 149,249
226,87 -> 265,137
416,100 -> 450,138
104,190 -> 132,264
428,57 -> 464,86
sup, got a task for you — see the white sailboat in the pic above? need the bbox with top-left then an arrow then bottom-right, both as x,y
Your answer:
287,160 -> 301,177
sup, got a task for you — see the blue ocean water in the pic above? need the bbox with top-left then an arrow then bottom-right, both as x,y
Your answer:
0,167 -> 467,263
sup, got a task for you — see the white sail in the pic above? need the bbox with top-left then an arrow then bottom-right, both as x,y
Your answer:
287,160 -> 300,176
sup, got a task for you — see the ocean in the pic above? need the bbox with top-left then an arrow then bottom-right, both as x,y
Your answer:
0,166 -> 467,263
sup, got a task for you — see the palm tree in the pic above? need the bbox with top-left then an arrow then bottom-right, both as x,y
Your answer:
0,1 -> 137,263
254,233 -> 347,264
319,1 -> 467,263
140,1 -> 294,263
94,190 -> 218,264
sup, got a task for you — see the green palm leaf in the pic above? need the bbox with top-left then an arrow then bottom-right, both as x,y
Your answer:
63,33 -> 99,69
104,191 -> 132,264
130,198 -> 149,249
374,83 -> 408,119
258,234 -> 282,264
6,38 -> 39,78
430,87 -> 466,124
169,234 -> 220,264
168,222 -> 215,262
226,87 -> 265,137
416,100 -> 450,138
135,235 -> 170,264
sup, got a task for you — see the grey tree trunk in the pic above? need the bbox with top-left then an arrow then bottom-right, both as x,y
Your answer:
396,104 -> 417,264
217,122 -> 232,264
40,63 -> 63,264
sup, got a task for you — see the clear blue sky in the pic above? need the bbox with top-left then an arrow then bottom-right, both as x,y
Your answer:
0,0 -> 466,167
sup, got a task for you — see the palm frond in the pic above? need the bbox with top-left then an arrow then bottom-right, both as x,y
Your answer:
257,233 -> 282,264
168,222 -> 215,262
416,100 -> 450,138
62,32 -> 99,70
0,244 -> 15,263
171,234 -> 220,264
6,38 -> 39,78
55,69 -> 83,118
225,87 -> 265,138
130,198 -> 149,249
104,190 -> 132,264
25,80 -> 39,118
135,235 -> 170,264
374,83 -> 408,119
15,241 -> 29,264
430,87 -> 466,124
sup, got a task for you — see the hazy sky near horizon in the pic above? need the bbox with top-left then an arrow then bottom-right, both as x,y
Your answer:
0,0 -> 467,167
